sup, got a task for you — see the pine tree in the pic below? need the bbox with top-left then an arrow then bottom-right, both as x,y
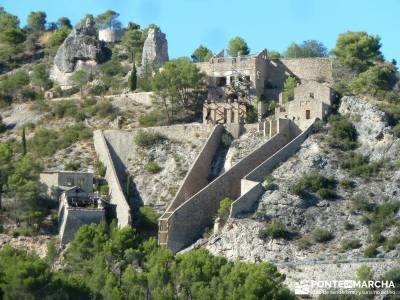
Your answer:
21,127 -> 27,156
129,63 -> 137,92
126,175 -> 131,199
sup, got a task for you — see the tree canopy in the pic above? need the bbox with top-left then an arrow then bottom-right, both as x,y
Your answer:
0,7 -> 20,31
227,36 -> 250,57
284,40 -> 328,58
95,10 -> 121,29
27,11 -> 47,32
191,45 -> 213,62
152,58 -> 207,123
330,31 -> 383,72
122,29 -> 144,64
57,17 -> 72,29
0,222 -> 294,300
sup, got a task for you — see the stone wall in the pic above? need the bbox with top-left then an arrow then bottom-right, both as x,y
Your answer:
59,206 -> 104,245
264,58 -> 333,100
230,120 -> 315,217
163,120 -> 293,253
39,171 -> 93,200
93,130 -> 132,227
98,28 -> 123,43
107,92 -> 154,107
163,125 -> 224,213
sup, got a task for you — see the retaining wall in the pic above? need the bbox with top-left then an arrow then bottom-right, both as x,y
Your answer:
93,130 -> 132,227
59,207 -> 104,246
229,120 -> 316,217
163,119 -> 292,253
164,125 -> 224,213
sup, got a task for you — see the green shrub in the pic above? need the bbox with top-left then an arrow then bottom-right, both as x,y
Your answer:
137,206 -> 159,230
29,124 -> 92,157
144,161 -> 162,174
340,239 -> 361,251
139,110 -> 167,127
12,227 -> 34,237
0,116 -> 6,133
350,194 -> 375,212
221,132 -> 233,148
392,123 -> 400,138
317,188 -> 337,200
339,179 -> 353,190
383,268 -> 400,288
289,172 -> 336,198
360,215 -> 371,225
384,235 -> 400,251
93,101 -> 116,118
95,161 -> 106,177
340,152 -> 381,179
259,220 -> 289,240
348,65 -> 392,98
245,104 -> 257,123
363,244 -> 377,258
64,161 -> 81,171
375,200 -> 400,219
327,115 -> 358,151
52,100 -> 78,119
134,130 -> 165,148
217,197 -> 233,221
262,175 -> 276,191
297,236 -> 313,250
282,76 -> 296,102
312,228 -> 333,243
100,184 -> 109,196
343,221 -> 355,231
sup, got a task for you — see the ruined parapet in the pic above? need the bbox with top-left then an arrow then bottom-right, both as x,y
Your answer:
93,130 -> 132,227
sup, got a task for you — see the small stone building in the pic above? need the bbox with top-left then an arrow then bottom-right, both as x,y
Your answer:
275,81 -> 334,129
58,186 -> 105,246
39,171 -> 93,201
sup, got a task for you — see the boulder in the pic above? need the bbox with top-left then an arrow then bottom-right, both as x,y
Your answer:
141,28 -> 168,68
50,18 -> 111,87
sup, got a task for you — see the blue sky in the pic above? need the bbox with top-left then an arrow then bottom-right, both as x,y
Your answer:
1,0 -> 399,62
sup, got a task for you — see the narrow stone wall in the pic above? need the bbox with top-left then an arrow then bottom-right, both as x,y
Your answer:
93,130 -> 132,227
164,121 -> 293,253
163,125 -> 224,213
229,120 -> 316,217
59,207 -> 104,246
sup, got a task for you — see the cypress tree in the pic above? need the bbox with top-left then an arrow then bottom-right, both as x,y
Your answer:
126,175 -> 131,199
129,63 -> 137,92
22,127 -> 27,156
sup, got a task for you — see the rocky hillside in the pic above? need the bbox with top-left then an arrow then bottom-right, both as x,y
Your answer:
207,96 -> 400,264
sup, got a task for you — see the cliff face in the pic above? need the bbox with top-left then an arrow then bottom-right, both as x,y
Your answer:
206,96 -> 400,263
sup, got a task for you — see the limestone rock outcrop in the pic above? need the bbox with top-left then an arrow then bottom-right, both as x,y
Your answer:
50,19 -> 111,87
141,28 -> 168,68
